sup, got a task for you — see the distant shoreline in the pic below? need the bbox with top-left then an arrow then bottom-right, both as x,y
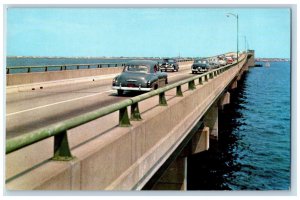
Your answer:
255,58 -> 290,62
6,56 -> 161,59
7,56 -> 289,61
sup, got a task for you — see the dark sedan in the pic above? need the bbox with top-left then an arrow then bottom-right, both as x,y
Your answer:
112,60 -> 168,96
160,58 -> 179,72
191,62 -> 211,74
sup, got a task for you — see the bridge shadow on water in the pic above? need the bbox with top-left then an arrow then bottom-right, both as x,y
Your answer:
187,72 -> 249,190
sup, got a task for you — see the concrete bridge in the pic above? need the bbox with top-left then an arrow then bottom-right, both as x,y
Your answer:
5,51 -> 255,190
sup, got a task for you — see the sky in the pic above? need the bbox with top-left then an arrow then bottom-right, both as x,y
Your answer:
6,7 -> 291,58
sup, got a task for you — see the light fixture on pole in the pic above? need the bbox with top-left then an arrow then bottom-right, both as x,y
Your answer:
226,13 -> 239,63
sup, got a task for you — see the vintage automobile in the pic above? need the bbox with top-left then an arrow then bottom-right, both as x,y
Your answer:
160,58 -> 179,72
191,61 -> 211,74
226,56 -> 234,64
218,59 -> 227,66
112,60 -> 168,96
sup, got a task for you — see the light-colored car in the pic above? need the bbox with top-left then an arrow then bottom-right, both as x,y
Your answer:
112,60 -> 168,96
218,59 -> 227,66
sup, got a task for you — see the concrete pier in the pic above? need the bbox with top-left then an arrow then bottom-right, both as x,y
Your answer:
204,103 -> 219,140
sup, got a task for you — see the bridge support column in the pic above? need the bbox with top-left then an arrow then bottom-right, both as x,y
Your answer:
151,156 -> 187,190
218,92 -> 230,110
203,103 -> 218,140
231,80 -> 237,90
237,74 -> 242,81
191,126 -> 210,154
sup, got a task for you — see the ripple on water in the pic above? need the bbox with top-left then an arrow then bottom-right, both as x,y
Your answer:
188,62 -> 291,190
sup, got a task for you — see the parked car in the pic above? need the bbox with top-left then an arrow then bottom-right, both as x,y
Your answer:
112,60 -> 168,96
160,58 -> 179,72
191,62 -> 211,74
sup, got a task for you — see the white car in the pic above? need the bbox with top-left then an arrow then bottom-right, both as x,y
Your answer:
218,60 -> 227,66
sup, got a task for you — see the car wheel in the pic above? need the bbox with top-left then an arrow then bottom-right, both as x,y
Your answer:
117,90 -> 123,96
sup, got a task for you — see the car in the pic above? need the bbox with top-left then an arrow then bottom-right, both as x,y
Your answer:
191,62 -> 211,74
218,59 -> 227,66
160,58 -> 179,72
112,60 -> 168,96
208,61 -> 220,68
226,56 -> 234,64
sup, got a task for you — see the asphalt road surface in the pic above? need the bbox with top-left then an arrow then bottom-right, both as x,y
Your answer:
6,67 -> 196,139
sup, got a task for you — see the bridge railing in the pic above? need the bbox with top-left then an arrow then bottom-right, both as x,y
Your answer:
6,55 -> 247,161
6,63 -> 125,74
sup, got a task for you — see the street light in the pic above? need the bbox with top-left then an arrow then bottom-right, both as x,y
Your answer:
240,35 -> 248,52
226,13 -> 239,63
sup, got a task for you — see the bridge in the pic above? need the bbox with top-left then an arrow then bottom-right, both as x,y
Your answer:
5,51 -> 255,190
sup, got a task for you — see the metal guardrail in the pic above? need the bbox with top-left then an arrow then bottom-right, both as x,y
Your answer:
6,63 -> 125,74
6,55 -> 247,161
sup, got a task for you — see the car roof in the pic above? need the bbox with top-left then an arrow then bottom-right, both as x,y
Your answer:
125,60 -> 158,67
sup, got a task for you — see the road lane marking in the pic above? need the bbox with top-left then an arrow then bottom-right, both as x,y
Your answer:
7,89 -> 114,117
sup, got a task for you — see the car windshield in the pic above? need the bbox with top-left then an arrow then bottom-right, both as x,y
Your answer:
125,65 -> 148,73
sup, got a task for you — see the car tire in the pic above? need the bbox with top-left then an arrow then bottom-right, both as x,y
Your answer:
117,90 -> 123,96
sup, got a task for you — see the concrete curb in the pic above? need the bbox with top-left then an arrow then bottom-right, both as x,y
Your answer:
6,73 -> 119,94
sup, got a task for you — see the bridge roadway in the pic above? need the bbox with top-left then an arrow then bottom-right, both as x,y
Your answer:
6,65 -> 195,139
6,53 -> 252,190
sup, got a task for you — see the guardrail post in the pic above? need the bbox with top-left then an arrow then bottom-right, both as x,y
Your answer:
131,103 -> 142,121
28,68 -> 31,73
115,64 -> 117,67
7,68 -> 9,74
100,64 -> 102,68
52,131 -> 74,161
199,76 -> 203,85
159,92 -> 168,106
176,85 -> 183,96
188,80 -> 196,90
88,65 -> 90,69
108,64 -> 110,68
45,66 -> 48,72
209,72 -> 213,79
205,74 -> 209,82
119,107 -> 131,127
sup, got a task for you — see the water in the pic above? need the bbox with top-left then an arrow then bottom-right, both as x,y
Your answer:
188,62 -> 291,190
6,57 -> 136,67
6,57 -> 162,74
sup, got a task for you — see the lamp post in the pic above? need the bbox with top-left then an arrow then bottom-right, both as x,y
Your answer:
226,13 -> 239,63
244,36 -> 247,52
240,35 -> 247,52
